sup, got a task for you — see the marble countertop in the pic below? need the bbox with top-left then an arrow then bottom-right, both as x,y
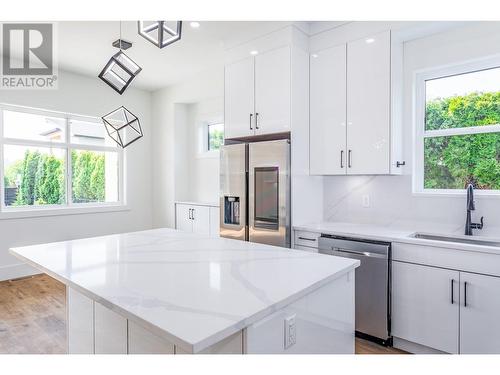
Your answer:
295,221 -> 500,255
9,228 -> 358,353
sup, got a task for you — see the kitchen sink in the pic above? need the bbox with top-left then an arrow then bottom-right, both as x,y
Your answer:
411,232 -> 500,247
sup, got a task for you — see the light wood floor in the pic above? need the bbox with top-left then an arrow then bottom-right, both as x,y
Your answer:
0,274 -> 406,354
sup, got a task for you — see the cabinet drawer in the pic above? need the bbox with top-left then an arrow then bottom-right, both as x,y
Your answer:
294,245 -> 319,253
294,231 -> 320,248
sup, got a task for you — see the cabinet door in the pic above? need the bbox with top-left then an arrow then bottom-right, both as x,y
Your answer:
310,44 -> 347,175
192,206 -> 210,235
460,272 -> 500,354
175,204 -> 193,232
67,287 -> 94,354
128,321 -> 174,354
94,302 -> 128,354
254,46 -> 291,135
224,57 -> 255,139
346,31 -> 391,174
392,261 -> 459,353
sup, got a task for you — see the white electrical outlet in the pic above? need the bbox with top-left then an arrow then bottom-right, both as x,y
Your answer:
284,314 -> 296,349
362,194 -> 370,208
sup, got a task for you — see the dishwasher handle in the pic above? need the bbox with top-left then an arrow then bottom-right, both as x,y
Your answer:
321,247 -> 388,259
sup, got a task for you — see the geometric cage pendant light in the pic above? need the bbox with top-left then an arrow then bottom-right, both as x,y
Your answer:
138,21 -> 182,48
98,50 -> 142,95
102,106 -> 143,148
98,21 -> 142,95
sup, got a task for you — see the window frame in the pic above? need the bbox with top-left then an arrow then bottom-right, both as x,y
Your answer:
413,55 -> 500,197
0,104 -> 126,218
207,121 -> 224,152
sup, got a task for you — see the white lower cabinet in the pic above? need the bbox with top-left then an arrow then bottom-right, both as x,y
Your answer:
128,321 -> 174,354
67,288 -> 94,354
393,260 -> 500,354
94,302 -> 128,354
392,261 -> 459,353
460,271 -> 500,354
175,203 -> 219,237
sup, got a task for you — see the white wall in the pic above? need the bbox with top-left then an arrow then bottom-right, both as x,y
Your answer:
184,98 -> 223,203
0,70 -> 153,280
151,67 -> 224,228
172,99 -> 222,205
323,22 -> 500,235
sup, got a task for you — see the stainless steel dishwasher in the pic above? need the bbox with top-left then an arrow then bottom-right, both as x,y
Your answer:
318,235 -> 392,346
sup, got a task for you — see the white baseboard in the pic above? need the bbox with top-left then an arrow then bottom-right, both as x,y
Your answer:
0,263 -> 39,281
393,337 -> 447,354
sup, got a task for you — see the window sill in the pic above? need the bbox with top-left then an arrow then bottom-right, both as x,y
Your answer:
0,204 -> 130,220
412,190 -> 500,198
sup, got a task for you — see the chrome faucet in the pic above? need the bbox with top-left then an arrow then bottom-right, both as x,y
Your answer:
465,183 -> 484,236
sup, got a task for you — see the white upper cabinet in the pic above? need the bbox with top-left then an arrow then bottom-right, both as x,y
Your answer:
346,30 -> 391,175
310,30 -> 401,175
224,57 -> 255,139
254,46 -> 291,135
224,46 -> 291,139
310,44 -> 347,175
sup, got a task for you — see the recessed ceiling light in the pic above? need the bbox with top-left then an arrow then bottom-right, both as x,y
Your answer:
190,22 -> 200,28
250,50 -> 258,55
365,38 -> 375,44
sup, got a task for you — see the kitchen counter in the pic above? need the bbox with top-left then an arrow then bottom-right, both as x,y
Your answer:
10,228 -> 358,354
295,221 -> 500,255
175,200 -> 219,207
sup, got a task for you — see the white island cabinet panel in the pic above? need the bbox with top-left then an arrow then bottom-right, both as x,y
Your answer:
94,302 -> 128,354
460,272 -> 500,354
128,321 -> 174,354
67,288 -> 94,354
245,271 -> 355,354
392,261 -> 459,354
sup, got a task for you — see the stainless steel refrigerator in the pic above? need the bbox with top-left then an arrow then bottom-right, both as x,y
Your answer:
220,139 -> 290,248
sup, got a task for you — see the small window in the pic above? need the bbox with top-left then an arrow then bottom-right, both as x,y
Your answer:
415,62 -> 500,193
207,123 -> 224,151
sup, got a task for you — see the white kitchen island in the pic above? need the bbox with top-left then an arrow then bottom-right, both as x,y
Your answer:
10,228 -> 358,354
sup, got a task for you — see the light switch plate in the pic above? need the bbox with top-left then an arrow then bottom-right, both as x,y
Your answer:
284,314 -> 296,349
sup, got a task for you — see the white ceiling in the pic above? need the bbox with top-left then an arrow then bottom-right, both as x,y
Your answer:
52,21 -> 295,91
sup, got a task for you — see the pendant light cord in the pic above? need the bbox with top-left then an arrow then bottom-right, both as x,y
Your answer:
119,21 -> 122,51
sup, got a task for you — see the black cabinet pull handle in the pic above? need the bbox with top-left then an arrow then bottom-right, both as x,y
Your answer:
188,209 -> 192,220
249,113 -> 253,130
464,281 -> 468,307
192,209 -> 195,221
451,279 -> 455,304
340,150 -> 344,168
348,150 -> 352,168
298,237 -> 316,242
255,112 -> 259,129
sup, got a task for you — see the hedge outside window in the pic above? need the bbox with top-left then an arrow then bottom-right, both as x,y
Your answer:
1,106 -> 122,209
208,123 -> 224,151
415,62 -> 500,193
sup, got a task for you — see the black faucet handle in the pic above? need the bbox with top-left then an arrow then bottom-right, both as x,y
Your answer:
472,216 -> 484,230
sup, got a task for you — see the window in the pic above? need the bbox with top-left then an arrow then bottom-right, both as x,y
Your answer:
414,59 -> 500,194
207,122 -> 224,151
1,105 -> 122,211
